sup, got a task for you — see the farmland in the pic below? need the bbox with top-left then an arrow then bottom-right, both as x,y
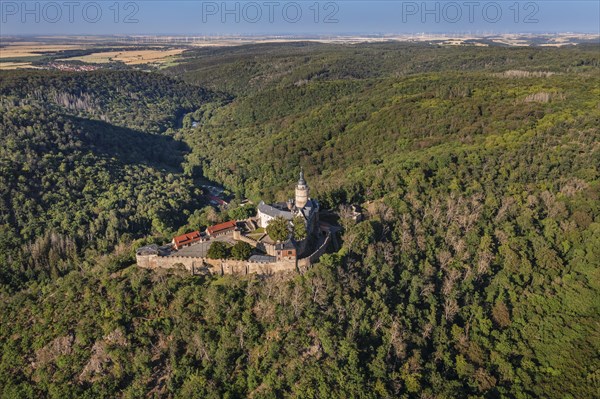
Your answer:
58,48 -> 186,65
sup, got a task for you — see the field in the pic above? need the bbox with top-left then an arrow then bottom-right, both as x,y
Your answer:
0,42 -> 86,58
59,48 -> 186,65
0,62 -> 37,70
2,34 -> 596,69
0,41 -> 87,68
0,40 -> 187,68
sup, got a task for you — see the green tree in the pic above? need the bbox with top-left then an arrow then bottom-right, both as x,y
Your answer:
207,241 -> 229,259
228,205 -> 256,221
292,215 -> 307,240
266,216 -> 290,242
231,241 -> 252,260
343,220 -> 375,255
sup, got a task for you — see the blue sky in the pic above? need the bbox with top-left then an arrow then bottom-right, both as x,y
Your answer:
1,1 -> 599,35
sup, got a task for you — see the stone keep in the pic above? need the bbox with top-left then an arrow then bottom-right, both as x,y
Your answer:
295,168 -> 309,209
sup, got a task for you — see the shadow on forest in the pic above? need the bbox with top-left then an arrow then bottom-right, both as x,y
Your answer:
68,116 -> 190,172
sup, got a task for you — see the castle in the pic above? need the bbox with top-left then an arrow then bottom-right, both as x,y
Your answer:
257,169 -> 317,228
136,170 -> 332,275
256,168 -> 320,257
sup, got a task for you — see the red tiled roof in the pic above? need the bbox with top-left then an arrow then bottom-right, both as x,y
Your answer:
173,231 -> 201,248
207,220 -> 236,235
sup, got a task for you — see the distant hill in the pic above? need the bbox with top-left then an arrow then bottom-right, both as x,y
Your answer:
168,43 -> 599,203
168,42 -> 599,95
0,69 -> 221,133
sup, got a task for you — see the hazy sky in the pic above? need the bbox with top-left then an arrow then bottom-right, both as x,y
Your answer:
1,1 -> 599,35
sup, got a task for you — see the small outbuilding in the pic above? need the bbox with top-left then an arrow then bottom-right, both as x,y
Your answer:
172,231 -> 202,250
207,220 -> 237,236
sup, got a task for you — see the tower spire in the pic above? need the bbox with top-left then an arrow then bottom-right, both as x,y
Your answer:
298,166 -> 306,186
295,167 -> 309,209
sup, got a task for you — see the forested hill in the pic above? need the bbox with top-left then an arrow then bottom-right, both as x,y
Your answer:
0,70 -> 218,287
168,42 -> 599,95
0,43 -> 599,398
0,70 -> 221,133
171,43 -> 600,203
171,43 -> 599,398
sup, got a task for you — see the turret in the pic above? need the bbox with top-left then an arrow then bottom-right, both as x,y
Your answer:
295,168 -> 309,209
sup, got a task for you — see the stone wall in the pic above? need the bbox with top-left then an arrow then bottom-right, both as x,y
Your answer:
232,230 -> 273,255
298,232 -> 331,273
309,232 -> 331,263
233,230 -> 259,247
136,253 -> 297,276
136,232 -> 332,276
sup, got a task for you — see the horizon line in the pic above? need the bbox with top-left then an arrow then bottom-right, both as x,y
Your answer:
3,32 -> 600,37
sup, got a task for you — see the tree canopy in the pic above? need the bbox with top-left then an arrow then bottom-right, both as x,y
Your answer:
266,216 -> 290,242
206,241 -> 230,259
292,215 -> 307,240
230,241 -> 252,260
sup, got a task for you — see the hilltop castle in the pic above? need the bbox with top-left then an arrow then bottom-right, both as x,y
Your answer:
257,168 -> 319,235
256,169 -> 320,261
136,169 -> 332,276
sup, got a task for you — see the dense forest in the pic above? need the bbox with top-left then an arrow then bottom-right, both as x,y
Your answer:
0,71 -> 220,287
0,43 -> 599,398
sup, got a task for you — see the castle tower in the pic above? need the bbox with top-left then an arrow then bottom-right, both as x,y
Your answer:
295,168 -> 309,209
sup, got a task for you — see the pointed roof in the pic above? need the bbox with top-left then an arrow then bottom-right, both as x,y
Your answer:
298,167 -> 306,186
